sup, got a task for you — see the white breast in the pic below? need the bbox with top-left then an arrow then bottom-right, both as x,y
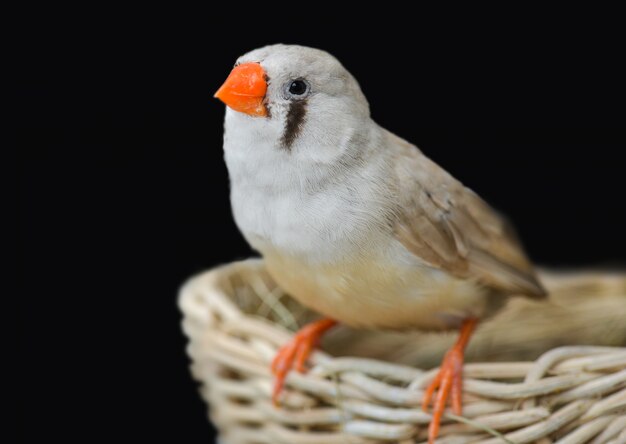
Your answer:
223,109 -> 392,264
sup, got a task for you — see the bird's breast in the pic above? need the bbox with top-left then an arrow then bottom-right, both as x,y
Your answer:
230,175 -> 384,263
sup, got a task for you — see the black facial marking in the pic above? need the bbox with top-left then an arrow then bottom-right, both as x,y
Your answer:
281,100 -> 307,149
263,73 -> 271,118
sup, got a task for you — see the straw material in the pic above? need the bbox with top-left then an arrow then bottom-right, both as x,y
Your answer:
179,259 -> 626,443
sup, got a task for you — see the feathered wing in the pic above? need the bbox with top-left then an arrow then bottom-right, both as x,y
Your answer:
390,133 -> 546,298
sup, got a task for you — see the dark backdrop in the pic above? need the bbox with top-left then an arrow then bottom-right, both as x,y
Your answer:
19,10 -> 625,444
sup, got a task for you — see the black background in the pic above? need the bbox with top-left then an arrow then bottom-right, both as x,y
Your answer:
19,9 -> 625,444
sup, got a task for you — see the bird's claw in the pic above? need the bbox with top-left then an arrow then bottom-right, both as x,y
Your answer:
271,318 -> 336,405
422,346 -> 465,443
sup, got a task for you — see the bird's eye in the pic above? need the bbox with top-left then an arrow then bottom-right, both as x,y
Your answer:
286,79 -> 310,98
289,80 -> 307,95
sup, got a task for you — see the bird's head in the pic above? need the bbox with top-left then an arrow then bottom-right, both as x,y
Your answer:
215,44 -> 371,156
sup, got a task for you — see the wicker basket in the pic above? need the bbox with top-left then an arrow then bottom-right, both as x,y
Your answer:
179,259 -> 626,443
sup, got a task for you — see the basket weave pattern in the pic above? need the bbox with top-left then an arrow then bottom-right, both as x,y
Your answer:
180,260 -> 626,443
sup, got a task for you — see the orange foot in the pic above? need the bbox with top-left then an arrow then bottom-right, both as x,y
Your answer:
422,318 -> 478,444
271,318 -> 337,405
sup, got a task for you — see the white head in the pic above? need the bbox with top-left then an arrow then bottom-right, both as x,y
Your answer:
215,45 -> 395,259
215,45 -> 374,170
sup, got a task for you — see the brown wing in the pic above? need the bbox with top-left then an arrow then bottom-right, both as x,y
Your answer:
390,133 -> 546,298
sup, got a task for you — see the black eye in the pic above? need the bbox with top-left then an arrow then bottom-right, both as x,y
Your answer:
288,79 -> 308,96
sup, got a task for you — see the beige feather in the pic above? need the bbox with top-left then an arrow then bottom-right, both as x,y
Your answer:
390,132 -> 546,299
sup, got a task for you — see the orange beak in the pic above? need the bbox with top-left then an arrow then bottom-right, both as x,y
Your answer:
214,62 -> 268,117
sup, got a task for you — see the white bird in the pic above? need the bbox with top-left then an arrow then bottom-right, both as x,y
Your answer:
214,44 -> 546,443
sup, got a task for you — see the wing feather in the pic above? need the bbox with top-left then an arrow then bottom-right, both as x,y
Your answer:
390,133 -> 546,298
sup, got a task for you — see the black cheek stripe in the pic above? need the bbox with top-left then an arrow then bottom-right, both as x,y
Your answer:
281,100 -> 307,150
263,74 -> 272,118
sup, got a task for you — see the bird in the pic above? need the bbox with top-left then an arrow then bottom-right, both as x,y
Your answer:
214,44 -> 546,443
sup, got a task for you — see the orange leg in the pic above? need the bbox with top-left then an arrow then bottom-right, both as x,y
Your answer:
271,318 -> 337,405
422,318 -> 477,444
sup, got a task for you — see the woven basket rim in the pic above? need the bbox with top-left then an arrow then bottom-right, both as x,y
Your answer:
180,259 -> 626,444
